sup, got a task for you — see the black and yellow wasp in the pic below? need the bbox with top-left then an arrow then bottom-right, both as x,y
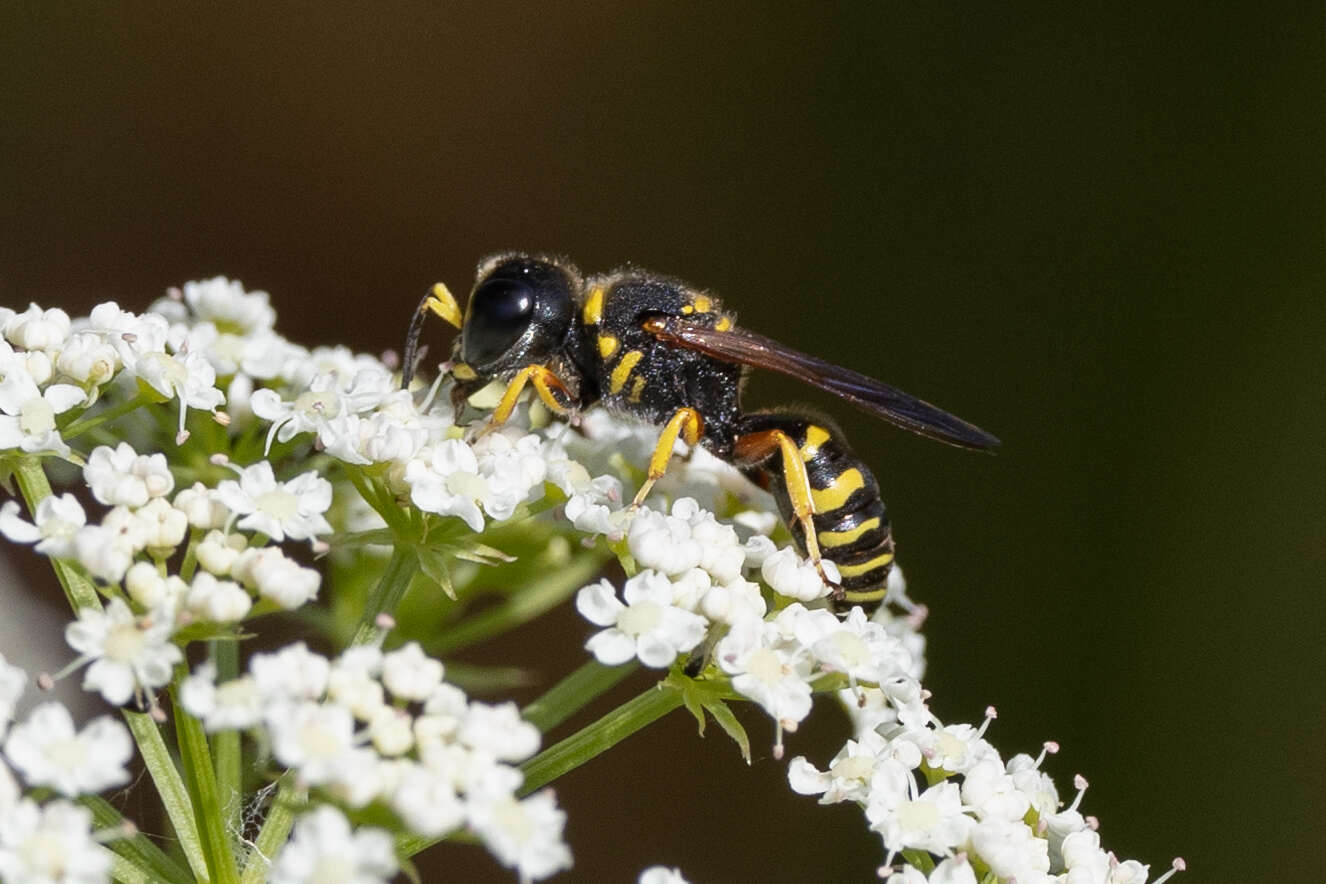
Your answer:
402,254 -> 998,612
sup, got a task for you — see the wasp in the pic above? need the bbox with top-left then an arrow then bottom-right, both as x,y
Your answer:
402,253 -> 998,612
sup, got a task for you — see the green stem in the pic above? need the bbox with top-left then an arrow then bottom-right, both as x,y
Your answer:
210,639 -> 242,848
60,391 -> 154,441
519,681 -> 683,795
174,695 -> 240,884
352,545 -> 417,645
108,850 -> 153,884
12,456 -> 101,611
428,547 -> 609,655
123,711 -> 208,882
80,794 -> 192,884
520,660 -> 637,733
239,777 -> 305,884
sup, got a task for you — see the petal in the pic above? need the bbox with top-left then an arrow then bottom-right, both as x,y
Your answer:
635,634 -> 678,669
575,581 -> 624,627
0,501 -> 41,543
43,384 -> 87,413
584,629 -> 636,666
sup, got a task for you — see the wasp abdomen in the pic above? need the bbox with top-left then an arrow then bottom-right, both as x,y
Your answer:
736,413 -> 895,612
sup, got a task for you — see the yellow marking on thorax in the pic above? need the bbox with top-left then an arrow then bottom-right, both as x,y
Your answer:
583,286 -> 605,325
818,517 -> 882,548
691,294 -> 712,312
714,316 -> 732,331
809,467 -> 865,512
629,376 -> 646,402
451,363 -> 477,381
680,304 -> 694,314
834,551 -> 895,579
799,425 -> 832,461
598,334 -> 619,358
609,350 -> 644,394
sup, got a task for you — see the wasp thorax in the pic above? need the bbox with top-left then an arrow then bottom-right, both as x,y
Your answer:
459,255 -> 577,374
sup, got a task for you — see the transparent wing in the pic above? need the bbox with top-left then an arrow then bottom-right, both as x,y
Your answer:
644,316 -> 1000,450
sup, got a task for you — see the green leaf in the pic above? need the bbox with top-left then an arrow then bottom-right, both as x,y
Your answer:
79,795 -> 192,884
122,712 -> 208,882
174,693 -> 240,884
416,546 -> 455,599
701,697 -> 751,765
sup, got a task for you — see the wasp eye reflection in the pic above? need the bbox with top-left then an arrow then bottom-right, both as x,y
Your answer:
462,276 -> 535,366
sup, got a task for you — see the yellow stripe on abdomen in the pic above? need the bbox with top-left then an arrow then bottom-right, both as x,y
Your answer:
818,517 -> 882,548
809,467 -> 864,512
834,551 -> 895,579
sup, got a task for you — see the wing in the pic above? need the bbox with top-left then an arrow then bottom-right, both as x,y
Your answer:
642,316 -> 1000,450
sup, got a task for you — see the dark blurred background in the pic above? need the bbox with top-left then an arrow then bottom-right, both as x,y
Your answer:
2,3 -> 1322,881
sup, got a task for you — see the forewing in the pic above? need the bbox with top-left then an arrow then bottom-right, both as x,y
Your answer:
644,317 -> 1000,450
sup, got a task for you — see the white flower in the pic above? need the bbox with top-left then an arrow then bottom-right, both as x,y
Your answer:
402,433 -> 547,531
961,758 -> 1031,822
231,546 -> 321,609
639,866 -> 691,884
576,572 -> 708,668
214,461 -> 332,542
698,576 -> 767,625
368,706 -> 414,756
185,572 -> 253,622
0,494 -> 86,558
389,762 -> 466,837
0,346 -> 84,457
4,304 -> 71,351
626,506 -> 703,576
799,606 -> 911,689
967,817 -> 1051,881
269,805 -> 398,884
251,368 -> 391,458
867,780 -> 973,861
71,523 -> 138,583
54,331 -> 119,386
715,618 -> 814,729
173,482 -> 229,529
65,598 -> 182,706
132,497 -> 189,551
760,546 -> 832,602
83,301 -> 169,369
0,654 -> 27,732
930,854 -> 979,884
181,276 -> 276,334
249,643 -> 330,706
133,349 -> 225,441
380,642 -> 444,702
788,730 -> 909,805
195,529 -> 246,575
4,702 -> 132,797
0,798 -> 111,883
270,701 -> 356,786
179,663 -> 263,732
468,789 -> 573,883
458,702 -> 540,762
84,443 -> 174,508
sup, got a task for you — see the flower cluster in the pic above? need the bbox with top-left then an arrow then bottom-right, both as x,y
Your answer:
0,277 -> 1178,883
182,641 -> 571,882
0,652 -> 124,882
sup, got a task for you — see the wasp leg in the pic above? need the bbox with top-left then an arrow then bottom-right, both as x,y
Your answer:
733,427 -> 838,594
476,365 -> 576,437
631,407 -> 704,507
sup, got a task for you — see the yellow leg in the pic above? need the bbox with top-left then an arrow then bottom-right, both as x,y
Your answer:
734,428 -> 834,590
481,365 -> 574,434
631,407 -> 704,507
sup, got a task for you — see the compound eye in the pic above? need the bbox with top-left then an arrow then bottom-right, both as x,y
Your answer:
463,277 -> 535,366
